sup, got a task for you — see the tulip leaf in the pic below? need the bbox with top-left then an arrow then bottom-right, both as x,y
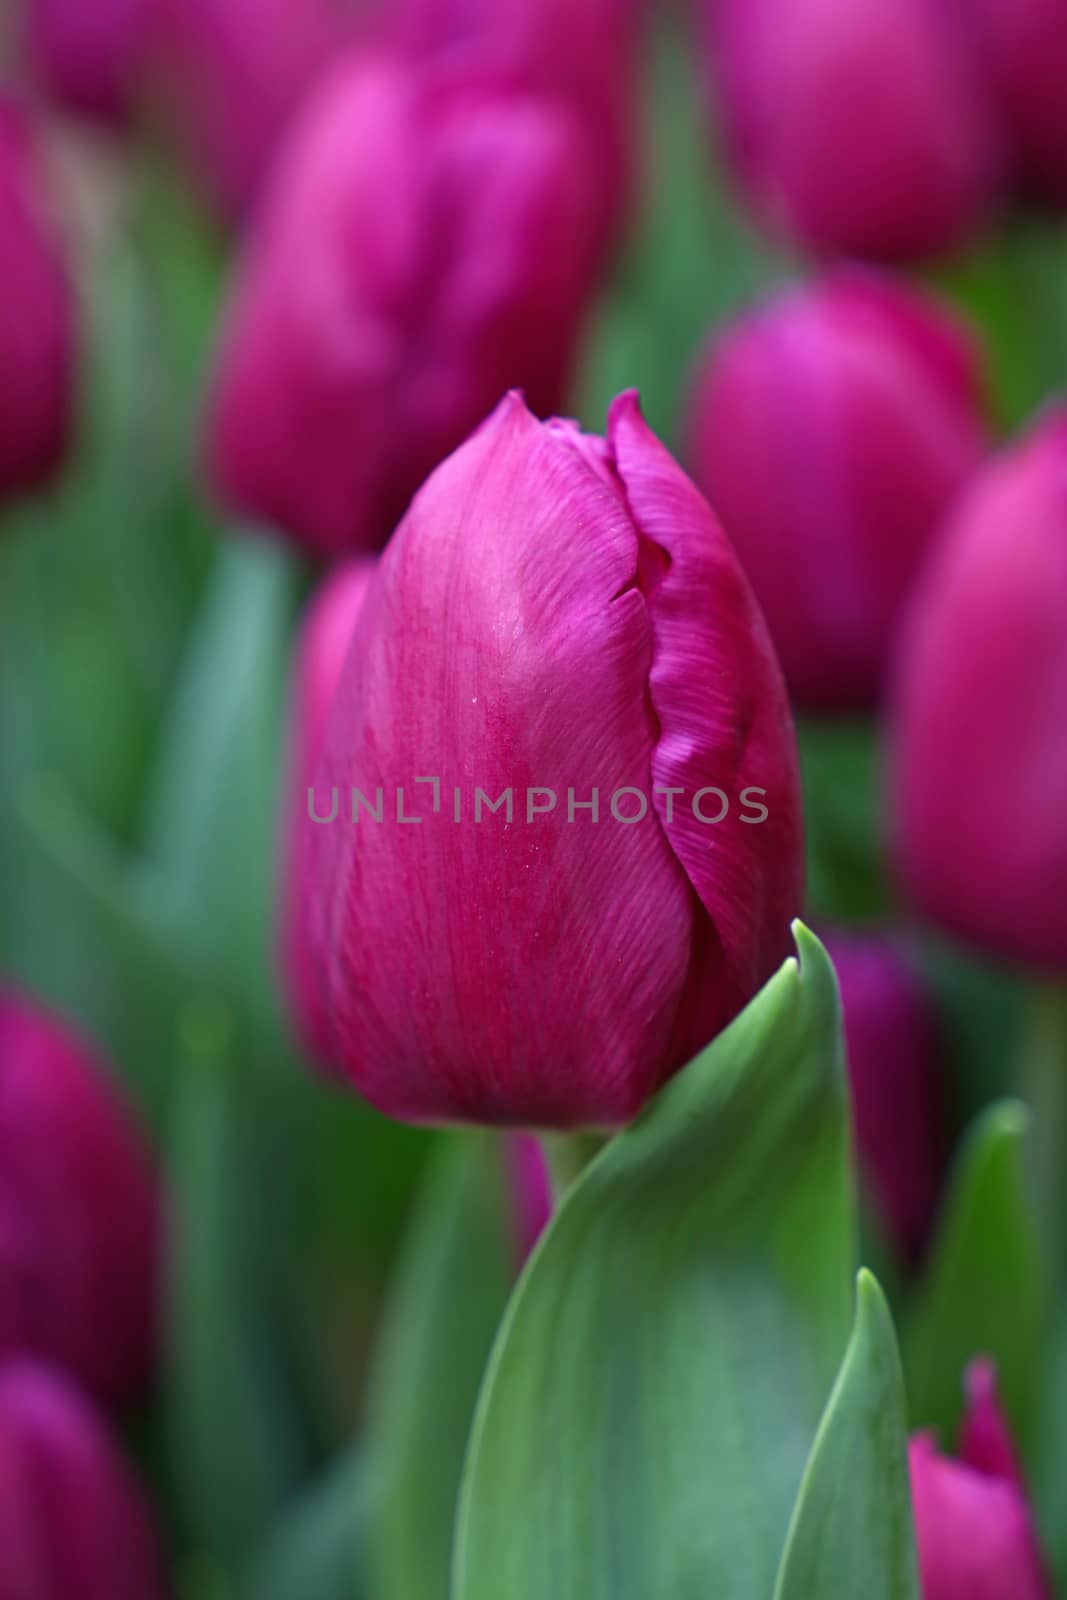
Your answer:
904,1101 -> 1049,1453
367,1136 -> 513,1600
165,1007 -> 316,1573
454,925 -> 853,1600
141,536 -> 296,1018
251,1446 -> 369,1600
774,1272 -> 919,1600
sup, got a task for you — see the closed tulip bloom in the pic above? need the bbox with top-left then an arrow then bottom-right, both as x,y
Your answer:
686,271 -> 990,711
910,1362 -> 1051,1599
0,1363 -> 165,1599
281,559 -> 376,1063
308,390 -> 803,1128
0,98 -> 74,505
393,0 -> 643,230
700,0 -> 1002,261
891,410 -> 1067,971
826,931 -> 941,1260
0,989 -> 160,1407
967,0 -> 1067,205
23,0 -> 156,126
207,53 -> 610,559
504,1135 -> 553,1266
154,0 -> 353,220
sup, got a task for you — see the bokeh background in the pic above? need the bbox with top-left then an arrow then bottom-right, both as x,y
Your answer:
2,0 -> 1067,1595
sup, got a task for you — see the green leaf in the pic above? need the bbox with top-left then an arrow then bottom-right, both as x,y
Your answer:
904,1102 -> 1050,1453
141,536 -> 296,1017
251,1446 -> 369,1600
454,925 -> 853,1600
165,1006 -> 315,1573
774,1272 -> 919,1600
367,1136 -> 512,1600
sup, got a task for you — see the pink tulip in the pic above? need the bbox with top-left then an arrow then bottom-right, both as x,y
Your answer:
153,0 -> 355,220
891,409 -> 1067,972
281,559 -> 376,1063
825,931 -> 942,1260
686,270 -> 990,711
967,0 -> 1067,206
22,0 -> 157,125
910,1362 -> 1051,1599
393,0 -> 643,232
699,0 -> 1003,262
504,1135 -> 553,1266
0,97 -> 74,506
306,390 -> 803,1128
0,1362 -> 166,1599
206,52 -> 611,559
0,989 -> 160,1408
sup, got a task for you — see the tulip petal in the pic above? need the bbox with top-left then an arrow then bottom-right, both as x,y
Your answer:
608,392 -> 803,1061
311,393 -> 698,1126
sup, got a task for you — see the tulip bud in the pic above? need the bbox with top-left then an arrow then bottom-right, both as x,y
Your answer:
0,989 -> 160,1407
504,1135 -> 552,1266
281,559 -> 376,1063
307,390 -> 803,1128
206,53 -> 611,559
0,97 -> 74,505
967,0 -> 1067,206
153,0 -> 353,220
699,0 -> 1003,262
686,271 -> 991,711
891,409 -> 1067,971
825,931 -> 942,1260
393,0 -> 642,233
909,1362 -> 1051,1599
22,0 -> 155,126
0,1362 -> 166,1599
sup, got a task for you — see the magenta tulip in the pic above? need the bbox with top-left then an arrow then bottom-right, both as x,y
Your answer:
967,0 -> 1067,206
153,0 -> 354,220
306,390 -> 803,1127
0,1362 -> 166,1599
281,559 -> 376,1063
891,409 -> 1067,972
23,0 -> 156,126
206,52 -> 611,559
0,97 -> 74,506
686,271 -> 990,711
504,1135 -> 553,1266
0,989 -> 160,1407
910,1362 -> 1051,1599
393,0 -> 642,231
699,0 -> 1003,262
825,931 -> 942,1260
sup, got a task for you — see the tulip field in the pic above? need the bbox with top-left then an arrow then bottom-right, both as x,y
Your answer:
2,2 -> 1067,1597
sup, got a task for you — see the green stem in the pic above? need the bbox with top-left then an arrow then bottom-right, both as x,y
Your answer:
1020,982 -> 1067,1270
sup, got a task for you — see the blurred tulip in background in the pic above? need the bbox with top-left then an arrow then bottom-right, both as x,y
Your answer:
826,930 -> 942,1261
966,0 -> 1067,207
0,95 -> 74,506
394,0 -> 643,233
0,1362 -> 166,1599
307,390 -> 803,1127
698,0 -> 1003,262
280,558 -> 376,1064
504,1135 -> 553,1267
22,0 -> 156,126
910,1361 -> 1051,1599
152,0 -> 357,221
207,51 -> 612,559
686,271 -> 990,710
0,989 -> 160,1409
891,408 -> 1067,972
